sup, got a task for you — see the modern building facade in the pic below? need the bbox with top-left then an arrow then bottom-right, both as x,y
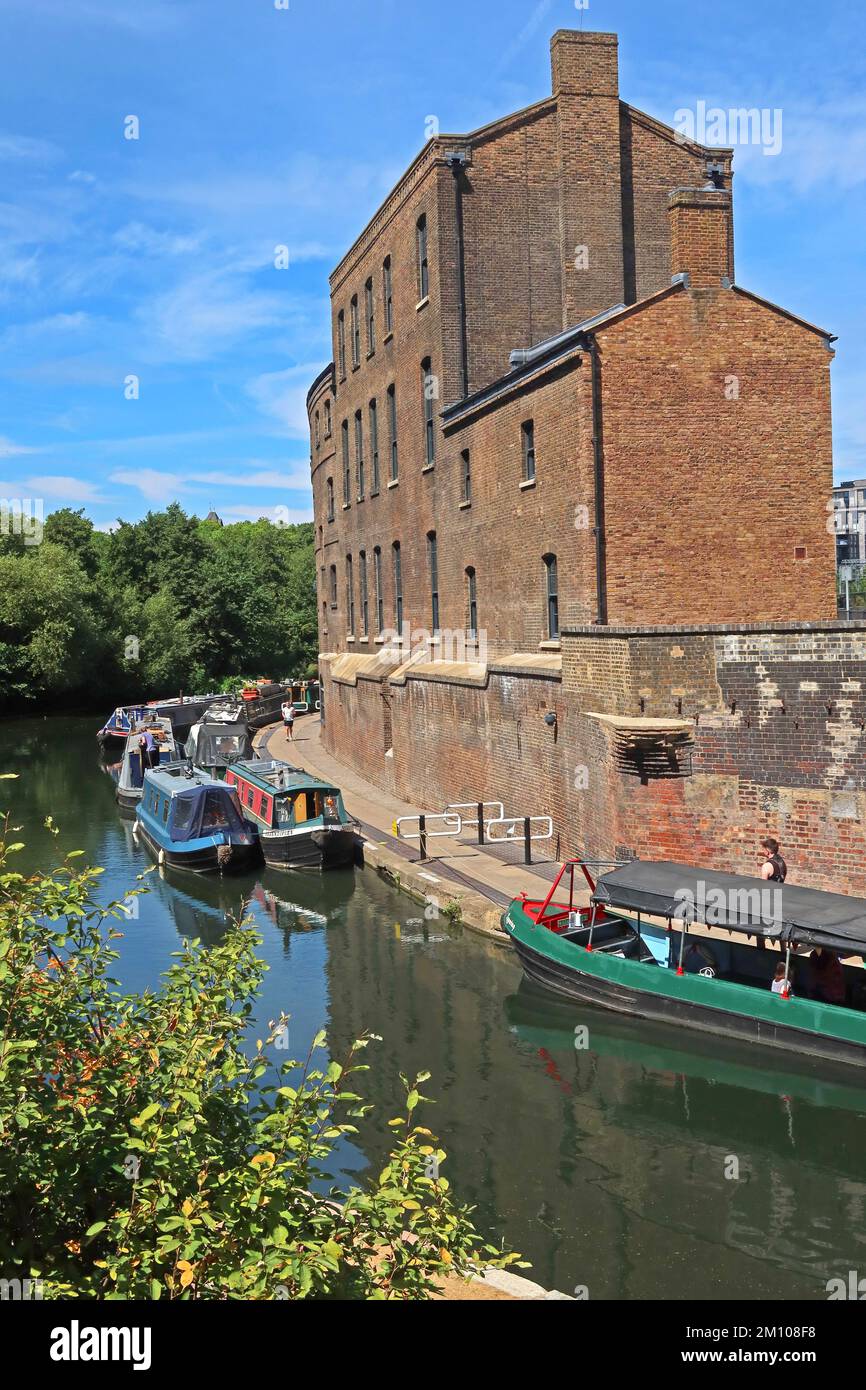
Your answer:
306,31 -> 866,892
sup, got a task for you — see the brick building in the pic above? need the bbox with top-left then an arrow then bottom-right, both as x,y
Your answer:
306,30 -> 863,891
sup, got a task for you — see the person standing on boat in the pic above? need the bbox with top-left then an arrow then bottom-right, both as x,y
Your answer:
806,946 -> 846,1006
760,837 -> 787,882
138,727 -> 157,769
281,700 -> 295,741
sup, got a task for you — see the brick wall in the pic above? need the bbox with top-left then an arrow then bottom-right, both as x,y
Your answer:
563,625 -> 866,893
594,284 -> 837,625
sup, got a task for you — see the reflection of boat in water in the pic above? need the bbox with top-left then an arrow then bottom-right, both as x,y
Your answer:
135,763 -> 259,874
504,977 -> 866,1119
149,872 -> 249,947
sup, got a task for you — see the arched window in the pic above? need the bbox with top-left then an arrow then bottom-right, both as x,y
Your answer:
466,567 -> 477,640
543,554 -> 559,640
382,256 -> 393,334
392,541 -> 403,629
416,214 -> 429,301
421,358 -> 435,467
427,531 -> 439,632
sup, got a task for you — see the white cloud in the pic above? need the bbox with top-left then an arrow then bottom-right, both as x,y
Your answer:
112,222 -> 206,258
219,503 -> 314,525
192,466 -> 311,491
109,468 -> 186,502
0,132 -> 60,162
247,363 -> 323,438
136,268 -> 285,363
0,436 -> 39,458
0,474 -> 103,502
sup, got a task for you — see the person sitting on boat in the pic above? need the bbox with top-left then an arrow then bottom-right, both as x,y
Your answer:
806,945 -> 846,1006
771,961 -> 793,997
760,837 -> 787,882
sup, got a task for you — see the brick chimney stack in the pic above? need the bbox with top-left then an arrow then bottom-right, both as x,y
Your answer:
668,187 -> 734,289
551,31 -> 624,326
550,28 -> 619,96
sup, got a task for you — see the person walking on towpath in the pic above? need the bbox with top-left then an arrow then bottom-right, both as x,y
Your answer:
760,837 -> 787,883
281,700 -> 295,741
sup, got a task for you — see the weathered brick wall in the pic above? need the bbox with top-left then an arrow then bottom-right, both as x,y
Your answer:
563,625 -> 866,893
321,660 -> 568,847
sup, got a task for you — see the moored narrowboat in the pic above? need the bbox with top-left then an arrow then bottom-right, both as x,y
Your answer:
237,680 -> 291,730
502,859 -> 866,1071
116,717 -> 179,810
134,762 -> 259,873
185,704 -> 255,777
97,694 -> 223,748
225,758 -> 358,870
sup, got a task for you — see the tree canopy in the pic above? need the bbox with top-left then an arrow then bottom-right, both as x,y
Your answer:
0,506 -> 317,711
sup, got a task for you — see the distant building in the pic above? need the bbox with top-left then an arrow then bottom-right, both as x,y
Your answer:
205,509 -> 223,526
833,481 -> 866,566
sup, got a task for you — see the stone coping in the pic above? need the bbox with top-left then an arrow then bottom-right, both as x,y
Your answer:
563,620 -> 866,637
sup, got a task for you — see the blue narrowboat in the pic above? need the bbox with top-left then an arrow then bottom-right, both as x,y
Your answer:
134,762 -> 260,874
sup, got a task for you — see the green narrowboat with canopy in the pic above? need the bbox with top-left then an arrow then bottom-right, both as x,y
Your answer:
502,859 -> 866,1070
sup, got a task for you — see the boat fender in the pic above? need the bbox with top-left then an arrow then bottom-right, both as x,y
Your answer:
158,849 -> 165,865
132,820 -> 139,837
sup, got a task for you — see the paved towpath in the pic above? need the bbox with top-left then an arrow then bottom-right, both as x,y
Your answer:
256,714 -> 584,912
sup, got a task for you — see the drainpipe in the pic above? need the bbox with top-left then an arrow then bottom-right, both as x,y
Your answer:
447,151 -> 470,400
587,334 -> 608,625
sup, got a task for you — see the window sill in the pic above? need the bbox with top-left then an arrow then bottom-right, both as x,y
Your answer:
387,479 -> 399,490
370,488 -> 380,498
383,331 -> 394,345
538,640 -> 561,651
342,503 -> 351,511
366,350 -> 375,361
356,496 -> 365,504
327,516 -> 335,524
459,499 -> 471,510
346,636 -> 355,644
519,478 -> 536,491
416,296 -> 430,312
422,463 -> 435,474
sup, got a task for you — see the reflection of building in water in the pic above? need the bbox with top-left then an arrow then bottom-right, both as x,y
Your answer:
325,894 -> 866,1298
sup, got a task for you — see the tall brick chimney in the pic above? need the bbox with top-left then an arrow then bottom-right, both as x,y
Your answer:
551,31 -> 624,327
668,187 -> 734,288
550,28 -> 619,96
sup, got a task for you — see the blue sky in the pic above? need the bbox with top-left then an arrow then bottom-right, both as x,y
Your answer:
0,0 -> 864,529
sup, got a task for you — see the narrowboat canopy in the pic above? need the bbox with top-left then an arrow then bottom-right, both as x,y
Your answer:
143,763 -> 247,841
592,860 -> 866,956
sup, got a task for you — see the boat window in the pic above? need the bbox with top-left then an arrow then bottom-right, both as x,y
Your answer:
275,797 -> 293,826
323,793 -> 340,822
162,798 -> 170,824
226,788 -> 243,820
201,791 -> 230,830
172,798 -> 198,835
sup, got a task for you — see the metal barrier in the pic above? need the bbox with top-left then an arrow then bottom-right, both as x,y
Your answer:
444,800 -> 504,847
393,811 -> 462,860
485,815 -> 553,865
394,805 -> 553,865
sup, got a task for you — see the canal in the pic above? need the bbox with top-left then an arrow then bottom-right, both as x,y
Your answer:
4,715 -> 866,1300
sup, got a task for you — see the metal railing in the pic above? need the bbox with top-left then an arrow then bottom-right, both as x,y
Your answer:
394,802 -> 552,864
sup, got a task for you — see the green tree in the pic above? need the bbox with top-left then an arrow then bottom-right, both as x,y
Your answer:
0,814 -> 519,1299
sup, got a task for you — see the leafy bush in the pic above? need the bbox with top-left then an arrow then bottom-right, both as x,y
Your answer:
0,801 -> 518,1299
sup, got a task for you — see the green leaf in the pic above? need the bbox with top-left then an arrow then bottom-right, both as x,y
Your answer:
85,1222 -> 107,1238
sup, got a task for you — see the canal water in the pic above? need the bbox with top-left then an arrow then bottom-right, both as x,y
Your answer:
4,715 -> 866,1301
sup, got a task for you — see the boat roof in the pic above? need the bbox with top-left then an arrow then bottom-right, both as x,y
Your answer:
229,758 -> 340,794
143,762 -> 226,796
592,860 -> 866,955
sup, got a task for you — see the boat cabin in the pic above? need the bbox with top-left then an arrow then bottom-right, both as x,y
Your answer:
225,759 -> 348,832
140,763 -> 248,843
